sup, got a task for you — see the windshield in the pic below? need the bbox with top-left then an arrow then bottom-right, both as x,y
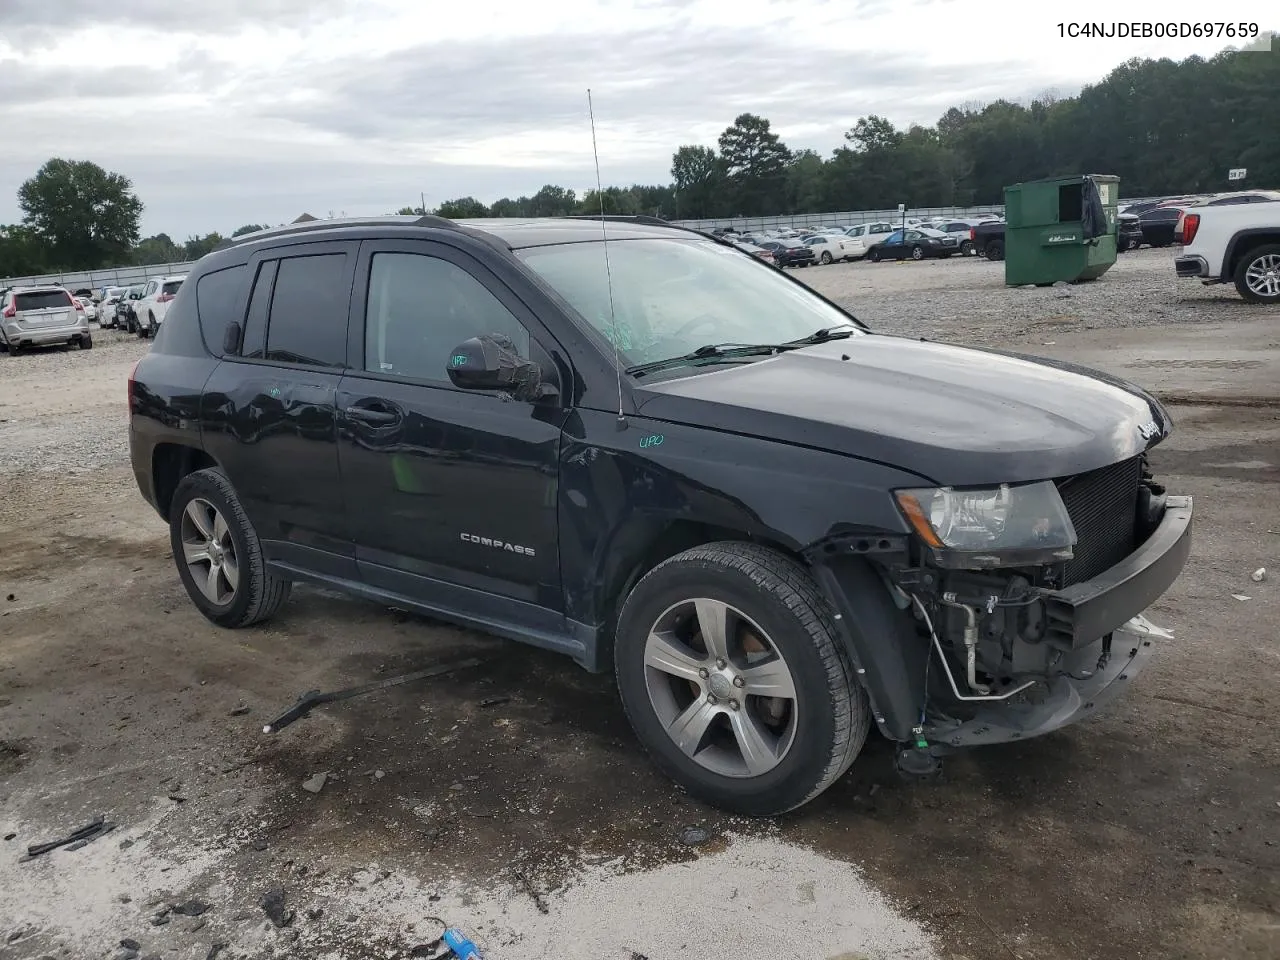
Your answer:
517,238 -> 864,369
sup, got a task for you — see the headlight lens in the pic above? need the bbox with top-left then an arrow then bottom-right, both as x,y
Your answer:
895,480 -> 1077,555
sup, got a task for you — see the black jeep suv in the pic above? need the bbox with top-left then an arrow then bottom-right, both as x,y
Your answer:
129,214 -> 1192,816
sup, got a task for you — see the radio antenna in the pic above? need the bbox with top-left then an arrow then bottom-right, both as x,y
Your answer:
587,88 -> 626,429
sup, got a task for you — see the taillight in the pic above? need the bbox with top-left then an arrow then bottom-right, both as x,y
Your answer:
969,228 -> 976,241
1181,213 -> 1200,246
2,302 -> 14,318
72,298 -> 85,312
157,293 -> 174,303
127,358 -> 141,409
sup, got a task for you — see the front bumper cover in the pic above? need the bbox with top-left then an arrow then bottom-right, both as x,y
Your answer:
1044,495 -> 1192,648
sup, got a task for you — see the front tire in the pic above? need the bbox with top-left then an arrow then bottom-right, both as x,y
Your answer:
614,542 -> 869,817
169,468 -> 291,628
1234,244 -> 1280,304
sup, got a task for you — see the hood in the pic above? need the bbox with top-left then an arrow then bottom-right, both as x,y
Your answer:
634,335 -> 1168,487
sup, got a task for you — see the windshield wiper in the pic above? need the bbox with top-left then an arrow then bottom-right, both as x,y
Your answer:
780,326 -> 858,347
624,342 -> 782,377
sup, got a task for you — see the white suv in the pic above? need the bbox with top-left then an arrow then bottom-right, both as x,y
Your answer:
133,274 -> 188,338
1,286 -> 92,354
1174,201 -> 1280,304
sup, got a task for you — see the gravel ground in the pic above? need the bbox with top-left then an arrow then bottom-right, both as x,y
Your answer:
1,251 -> 1277,960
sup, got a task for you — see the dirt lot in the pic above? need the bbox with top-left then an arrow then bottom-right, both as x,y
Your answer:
1,248 -> 1277,960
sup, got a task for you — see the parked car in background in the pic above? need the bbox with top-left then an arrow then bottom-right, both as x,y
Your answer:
1117,213 -> 1144,252
800,233 -> 858,264
731,240 -> 776,267
755,239 -> 816,268
971,220 -> 1009,260
842,222 -> 897,258
1189,190 -> 1280,207
1175,199 -> 1280,303
133,275 -> 188,339
925,219 -> 993,256
118,284 -> 146,332
1137,206 -> 1185,247
1,285 -> 92,354
866,227 -> 961,262
73,296 -> 98,322
98,286 -> 129,328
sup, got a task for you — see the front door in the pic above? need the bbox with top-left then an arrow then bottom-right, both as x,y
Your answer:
336,239 -> 567,613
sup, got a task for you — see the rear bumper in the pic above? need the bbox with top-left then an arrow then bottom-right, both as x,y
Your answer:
1175,255 -> 1209,278
3,322 -> 89,346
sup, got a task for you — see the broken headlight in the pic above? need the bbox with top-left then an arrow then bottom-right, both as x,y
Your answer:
894,481 -> 1078,568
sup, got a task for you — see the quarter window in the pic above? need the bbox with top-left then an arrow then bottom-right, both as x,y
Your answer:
364,253 -> 529,382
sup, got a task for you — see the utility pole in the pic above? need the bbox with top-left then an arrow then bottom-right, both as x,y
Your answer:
421,192 -> 427,215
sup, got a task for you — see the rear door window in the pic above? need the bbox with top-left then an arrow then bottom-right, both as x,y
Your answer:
161,280 -> 184,296
264,253 -> 351,368
15,291 -> 72,311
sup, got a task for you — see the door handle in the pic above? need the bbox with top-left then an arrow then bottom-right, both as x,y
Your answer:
344,403 -> 402,426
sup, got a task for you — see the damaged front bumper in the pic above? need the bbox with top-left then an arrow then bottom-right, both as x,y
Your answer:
923,495 -> 1192,747
923,613 -> 1171,747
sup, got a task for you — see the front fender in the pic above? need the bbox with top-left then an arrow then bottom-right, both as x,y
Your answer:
558,410 -> 928,682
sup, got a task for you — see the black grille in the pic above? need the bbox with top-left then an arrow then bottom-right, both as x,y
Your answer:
1055,456 -> 1143,586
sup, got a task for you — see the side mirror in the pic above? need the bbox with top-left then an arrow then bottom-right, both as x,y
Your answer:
223,321 -> 242,354
447,334 -> 546,401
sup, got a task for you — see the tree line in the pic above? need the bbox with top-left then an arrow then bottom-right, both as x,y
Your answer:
2,38 -> 1274,277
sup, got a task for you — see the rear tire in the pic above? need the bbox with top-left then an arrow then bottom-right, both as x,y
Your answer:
910,246 -> 924,260
868,248 -> 881,262
80,335 -> 93,350
820,251 -> 833,265
985,239 -> 1005,261
614,542 -> 869,817
169,467 -> 292,629
1233,243 -> 1280,304
960,240 -> 974,256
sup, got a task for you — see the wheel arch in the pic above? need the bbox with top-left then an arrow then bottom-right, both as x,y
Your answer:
152,443 -> 219,519
1222,228 -> 1280,281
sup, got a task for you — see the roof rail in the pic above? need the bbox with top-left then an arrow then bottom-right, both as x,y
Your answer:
565,214 -> 671,227
207,212 -> 496,253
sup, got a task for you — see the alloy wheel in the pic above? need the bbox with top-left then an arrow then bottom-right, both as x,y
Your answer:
1244,254 -> 1280,298
643,598 -> 799,778
179,498 -> 240,606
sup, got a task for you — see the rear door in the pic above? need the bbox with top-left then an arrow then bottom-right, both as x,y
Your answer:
199,242 -> 358,579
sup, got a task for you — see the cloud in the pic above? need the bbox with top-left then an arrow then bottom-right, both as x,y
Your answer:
1,0 -> 1271,238
0,0 -> 344,31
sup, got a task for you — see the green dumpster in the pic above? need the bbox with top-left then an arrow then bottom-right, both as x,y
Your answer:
1003,174 -> 1119,286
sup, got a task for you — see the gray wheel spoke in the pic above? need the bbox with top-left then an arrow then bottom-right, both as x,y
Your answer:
667,698 -> 717,757
739,657 -> 796,699
204,562 -> 223,602
644,631 -> 705,683
213,512 -> 229,543
221,553 -> 240,591
729,709 -> 780,776
182,541 -> 210,565
693,598 -> 730,661
185,500 -> 214,539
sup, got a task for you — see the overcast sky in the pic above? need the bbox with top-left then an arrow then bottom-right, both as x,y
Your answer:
0,0 -> 1272,237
